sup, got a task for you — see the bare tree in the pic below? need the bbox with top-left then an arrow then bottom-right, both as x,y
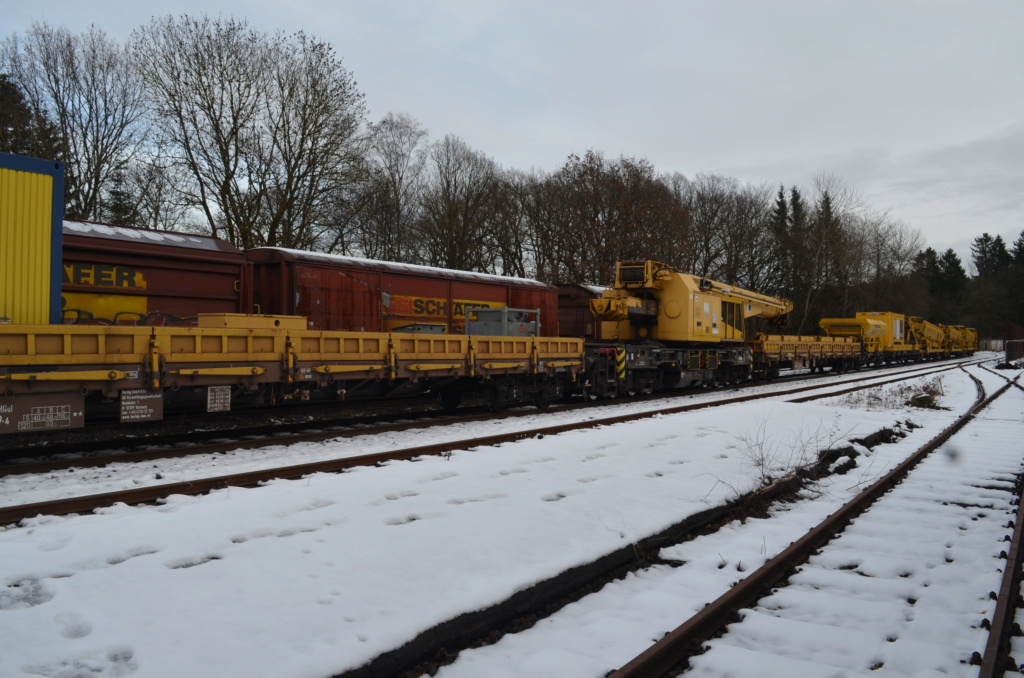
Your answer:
857,213 -> 923,312
684,173 -> 734,279
487,169 -> 532,277
521,169 -> 578,283
417,135 -> 500,271
3,23 -> 146,221
132,15 -> 366,249
356,112 -> 428,261
726,181 -> 778,292
123,143 -> 200,231
523,151 -> 689,286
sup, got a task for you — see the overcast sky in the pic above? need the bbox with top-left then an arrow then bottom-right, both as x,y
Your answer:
7,1 -> 1023,267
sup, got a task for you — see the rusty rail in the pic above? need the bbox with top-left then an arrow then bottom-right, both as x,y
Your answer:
608,374 -> 1002,678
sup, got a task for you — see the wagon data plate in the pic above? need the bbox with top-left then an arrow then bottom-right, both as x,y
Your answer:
0,393 -> 85,434
119,389 -> 164,423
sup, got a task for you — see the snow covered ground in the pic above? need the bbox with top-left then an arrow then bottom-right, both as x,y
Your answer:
687,383 -> 1024,677
0,358 -> 1018,678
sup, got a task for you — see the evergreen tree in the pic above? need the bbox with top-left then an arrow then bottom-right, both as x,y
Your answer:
0,73 -> 62,159
1011,229 -> 1024,325
1012,229 -> 1024,266
766,185 -> 790,297
971,232 -> 1012,279
101,167 -> 140,226
937,249 -> 968,299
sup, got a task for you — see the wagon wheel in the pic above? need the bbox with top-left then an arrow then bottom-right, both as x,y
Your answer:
484,382 -> 512,413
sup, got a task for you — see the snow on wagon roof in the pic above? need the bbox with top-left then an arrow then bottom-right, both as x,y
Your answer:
63,221 -> 243,254
257,247 -> 553,289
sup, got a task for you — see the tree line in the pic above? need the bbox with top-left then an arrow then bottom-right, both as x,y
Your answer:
2,17 -> 1021,337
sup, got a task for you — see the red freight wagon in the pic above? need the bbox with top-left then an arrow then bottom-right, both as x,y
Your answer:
61,221 -> 252,325
247,248 -> 558,335
557,283 -> 606,339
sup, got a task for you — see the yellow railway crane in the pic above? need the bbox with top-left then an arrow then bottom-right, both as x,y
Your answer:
581,260 -> 794,398
590,260 -> 793,343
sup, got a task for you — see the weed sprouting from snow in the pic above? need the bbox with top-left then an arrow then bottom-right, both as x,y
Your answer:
837,376 -> 947,411
738,414 -> 850,491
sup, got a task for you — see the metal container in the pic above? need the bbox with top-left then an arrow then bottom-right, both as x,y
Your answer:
247,248 -> 559,335
557,284 -> 605,339
0,153 -> 64,324
61,221 -> 251,325
467,307 -> 540,337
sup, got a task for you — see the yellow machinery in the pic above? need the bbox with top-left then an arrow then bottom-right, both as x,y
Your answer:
940,324 -> 977,356
590,260 -> 793,344
821,312 -> 920,363
907,316 -> 945,356
579,261 -> 796,397
817,315 -> 886,343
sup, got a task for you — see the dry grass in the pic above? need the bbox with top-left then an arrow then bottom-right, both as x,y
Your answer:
836,375 -> 947,411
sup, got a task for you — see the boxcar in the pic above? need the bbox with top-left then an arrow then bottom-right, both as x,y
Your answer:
61,221 -> 252,325
557,284 -> 605,339
247,248 -> 559,335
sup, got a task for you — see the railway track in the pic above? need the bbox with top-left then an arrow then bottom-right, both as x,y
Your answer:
0,361 -> 970,525
380,366 -> 1024,678
605,373 -> 1024,677
339,370 -> 1004,678
0,359 -> 971,480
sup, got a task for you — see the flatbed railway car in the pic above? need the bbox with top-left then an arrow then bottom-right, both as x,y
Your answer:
749,333 -> 861,377
247,247 -> 559,335
0,313 -> 584,433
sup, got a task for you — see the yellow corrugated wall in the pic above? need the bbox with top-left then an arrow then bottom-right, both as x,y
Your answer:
0,165 -> 54,324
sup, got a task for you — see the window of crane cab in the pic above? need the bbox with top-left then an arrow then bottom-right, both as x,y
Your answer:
618,266 -> 645,285
723,301 -> 743,332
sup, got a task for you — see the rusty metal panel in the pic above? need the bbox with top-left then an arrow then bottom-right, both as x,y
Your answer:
0,153 -> 64,324
247,248 -> 559,335
557,284 -> 604,339
61,221 -> 250,325
0,392 -> 84,433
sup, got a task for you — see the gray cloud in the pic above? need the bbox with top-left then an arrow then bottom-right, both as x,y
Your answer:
7,0 -> 1023,262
